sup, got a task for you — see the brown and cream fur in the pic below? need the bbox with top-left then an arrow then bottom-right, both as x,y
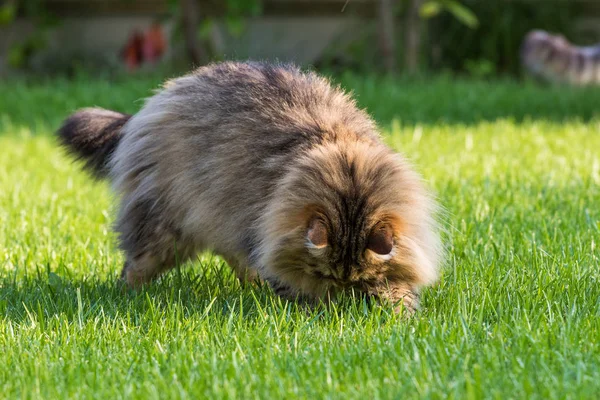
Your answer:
58,61 -> 442,313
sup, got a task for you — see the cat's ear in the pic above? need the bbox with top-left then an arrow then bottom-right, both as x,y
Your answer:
367,223 -> 394,256
306,217 -> 328,249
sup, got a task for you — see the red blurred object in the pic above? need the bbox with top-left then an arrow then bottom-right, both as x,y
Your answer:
122,23 -> 167,71
122,30 -> 144,70
143,23 -> 167,63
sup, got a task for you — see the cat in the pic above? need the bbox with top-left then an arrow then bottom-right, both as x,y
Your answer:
521,30 -> 600,85
58,61 -> 443,313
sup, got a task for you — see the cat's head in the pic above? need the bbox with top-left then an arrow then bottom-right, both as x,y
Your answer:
257,140 -> 442,299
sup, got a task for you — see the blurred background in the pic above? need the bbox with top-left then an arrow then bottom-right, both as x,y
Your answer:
1,0 -> 599,79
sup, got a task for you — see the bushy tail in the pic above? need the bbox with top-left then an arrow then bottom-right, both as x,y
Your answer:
57,108 -> 131,178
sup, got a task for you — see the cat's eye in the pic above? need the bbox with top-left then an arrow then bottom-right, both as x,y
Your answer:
367,223 -> 393,256
306,218 -> 328,248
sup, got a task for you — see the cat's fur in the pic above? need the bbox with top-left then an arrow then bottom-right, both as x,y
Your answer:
58,61 -> 442,312
521,30 -> 600,85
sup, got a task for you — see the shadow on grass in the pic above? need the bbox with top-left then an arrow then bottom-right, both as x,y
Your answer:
0,262 -> 276,325
0,264 -> 384,328
339,75 -> 600,126
1,75 -> 600,136
0,263 -> 389,327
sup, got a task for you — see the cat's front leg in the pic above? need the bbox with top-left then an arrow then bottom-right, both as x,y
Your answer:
223,256 -> 260,285
264,278 -> 318,309
368,282 -> 420,315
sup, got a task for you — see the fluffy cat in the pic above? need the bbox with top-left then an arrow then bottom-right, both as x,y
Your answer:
521,30 -> 600,85
58,61 -> 442,313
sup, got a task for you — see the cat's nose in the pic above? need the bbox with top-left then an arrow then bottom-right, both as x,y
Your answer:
346,268 -> 363,283
336,264 -> 361,284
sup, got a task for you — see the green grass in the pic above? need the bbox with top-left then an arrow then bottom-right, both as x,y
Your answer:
1,74 -> 599,399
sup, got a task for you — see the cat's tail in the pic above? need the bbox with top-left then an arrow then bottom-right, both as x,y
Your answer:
57,108 -> 131,178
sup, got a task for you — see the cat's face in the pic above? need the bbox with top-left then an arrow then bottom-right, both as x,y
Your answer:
258,141 -> 441,299
303,210 -> 401,287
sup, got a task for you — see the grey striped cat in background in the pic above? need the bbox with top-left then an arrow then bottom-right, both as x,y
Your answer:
521,30 -> 600,85
58,61 -> 443,313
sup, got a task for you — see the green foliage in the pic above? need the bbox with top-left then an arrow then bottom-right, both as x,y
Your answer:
2,0 -> 61,69
223,0 -> 262,37
7,30 -> 48,69
317,0 -> 479,75
420,0 -> 478,29
0,1 -> 17,26
463,58 -> 496,79
1,76 -> 600,397
430,0 -> 581,75
169,0 -> 263,53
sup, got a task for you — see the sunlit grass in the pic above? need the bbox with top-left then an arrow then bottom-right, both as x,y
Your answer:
1,75 -> 599,398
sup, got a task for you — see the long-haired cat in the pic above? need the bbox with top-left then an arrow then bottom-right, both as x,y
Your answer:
521,30 -> 600,85
58,61 -> 442,313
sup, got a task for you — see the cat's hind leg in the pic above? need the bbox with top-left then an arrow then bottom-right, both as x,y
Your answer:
121,250 -> 184,287
116,195 -> 193,287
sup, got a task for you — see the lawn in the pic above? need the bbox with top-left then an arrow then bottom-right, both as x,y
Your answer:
1,73 -> 599,399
